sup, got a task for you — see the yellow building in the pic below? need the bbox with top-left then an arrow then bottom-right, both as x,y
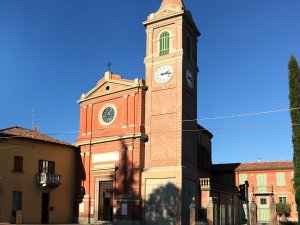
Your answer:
0,126 -> 78,224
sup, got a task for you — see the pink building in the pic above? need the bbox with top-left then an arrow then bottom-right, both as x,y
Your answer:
213,161 -> 296,223
236,161 -> 296,222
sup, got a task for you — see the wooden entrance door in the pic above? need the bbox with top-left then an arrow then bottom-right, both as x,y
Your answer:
98,181 -> 113,221
41,193 -> 49,224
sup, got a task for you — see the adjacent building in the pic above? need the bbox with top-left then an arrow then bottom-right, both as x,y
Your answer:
236,161 -> 296,222
213,161 -> 296,223
0,126 -> 78,224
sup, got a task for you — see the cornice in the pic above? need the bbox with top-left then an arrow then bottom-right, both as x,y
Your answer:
75,133 -> 148,147
77,84 -> 146,104
143,11 -> 184,27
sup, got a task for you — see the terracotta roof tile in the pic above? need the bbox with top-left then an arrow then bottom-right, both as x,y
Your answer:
0,126 -> 73,147
235,161 -> 293,171
212,161 -> 294,172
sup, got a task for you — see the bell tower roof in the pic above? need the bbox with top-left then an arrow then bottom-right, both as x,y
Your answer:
160,0 -> 185,9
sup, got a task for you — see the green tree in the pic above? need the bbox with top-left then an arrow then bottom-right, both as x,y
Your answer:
277,202 -> 291,221
288,56 -> 300,221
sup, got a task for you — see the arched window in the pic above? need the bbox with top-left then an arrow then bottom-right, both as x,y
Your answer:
186,36 -> 191,59
159,31 -> 170,56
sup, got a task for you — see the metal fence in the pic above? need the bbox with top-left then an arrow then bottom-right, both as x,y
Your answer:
212,204 -> 239,225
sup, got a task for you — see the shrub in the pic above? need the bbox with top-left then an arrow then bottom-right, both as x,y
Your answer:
277,202 -> 292,221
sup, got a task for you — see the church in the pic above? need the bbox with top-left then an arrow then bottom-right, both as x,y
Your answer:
76,0 -> 238,224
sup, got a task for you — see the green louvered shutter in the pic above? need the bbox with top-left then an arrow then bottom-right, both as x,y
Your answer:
159,31 -> 170,56
276,172 -> 285,186
239,174 -> 247,185
257,174 -> 267,192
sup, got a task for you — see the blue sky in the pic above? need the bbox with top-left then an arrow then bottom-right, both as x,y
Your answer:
1,0 -> 299,163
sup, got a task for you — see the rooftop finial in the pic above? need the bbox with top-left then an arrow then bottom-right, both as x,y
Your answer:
107,62 -> 112,73
160,0 -> 185,9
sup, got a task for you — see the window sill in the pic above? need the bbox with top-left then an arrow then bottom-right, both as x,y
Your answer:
11,170 -> 24,174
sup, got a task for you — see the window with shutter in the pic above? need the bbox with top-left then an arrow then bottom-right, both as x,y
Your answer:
39,160 -> 55,173
257,174 -> 267,192
279,197 -> 287,203
159,31 -> 170,56
239,174 -> 247,185
276,172 -> 285,186
49,161 -> 55,173
13,156 -> 23,172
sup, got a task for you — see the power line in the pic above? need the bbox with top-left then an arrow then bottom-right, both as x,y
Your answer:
183,123 -> 300,132
45,123 -> 300,136
45,107 -> 300,134
185,107 -> 300,122
0,107 -> 298,138
1,124 -> 298,149
0,123 -> 297,138
45,130 -> 79,135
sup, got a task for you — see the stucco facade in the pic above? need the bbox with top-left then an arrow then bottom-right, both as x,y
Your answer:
0,127 -> 78,224
235,161 -> 296,222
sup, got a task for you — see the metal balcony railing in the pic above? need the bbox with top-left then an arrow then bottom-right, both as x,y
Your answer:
36,173 -> 61,186
251,185 -> 273,195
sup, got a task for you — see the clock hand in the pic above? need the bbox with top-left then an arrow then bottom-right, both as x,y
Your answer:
161,71 -> 171,76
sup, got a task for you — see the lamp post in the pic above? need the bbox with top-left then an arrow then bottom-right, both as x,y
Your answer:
245,181 -> 250,225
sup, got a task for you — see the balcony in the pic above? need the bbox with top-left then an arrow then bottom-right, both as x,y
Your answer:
251,185 -> 273,195
200,178 -> 238,193
36,173 -> 61,187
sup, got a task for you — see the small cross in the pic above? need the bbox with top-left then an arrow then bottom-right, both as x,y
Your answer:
107,62 -> 112,72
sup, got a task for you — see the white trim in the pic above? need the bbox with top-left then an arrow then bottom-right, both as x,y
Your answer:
77,81 -> 144,104
143,166 -> 183,172
98,103 -> 117,126
75,133 -> 147,146
92,152 -> 119,163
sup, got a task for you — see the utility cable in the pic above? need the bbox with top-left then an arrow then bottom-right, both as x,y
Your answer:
184,107 -> 300,122
0,107 -> 298,138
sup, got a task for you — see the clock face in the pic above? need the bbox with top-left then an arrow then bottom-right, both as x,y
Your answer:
102,107 -> 115,124
186,69 -> 194,89
155,65 -> 173,83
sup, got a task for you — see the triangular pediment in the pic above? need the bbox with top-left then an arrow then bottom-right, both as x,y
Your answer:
78,71 -> 144,103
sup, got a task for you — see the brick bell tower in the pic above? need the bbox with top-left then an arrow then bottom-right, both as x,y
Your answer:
142,0 -> 200,224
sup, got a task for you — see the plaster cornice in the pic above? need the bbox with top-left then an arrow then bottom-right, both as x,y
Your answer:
143,11 -> 184,27
77,82 -> 146,104
75,133 -> 147,146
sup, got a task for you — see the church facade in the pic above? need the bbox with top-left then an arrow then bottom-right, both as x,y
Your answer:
76,1 -> 238,225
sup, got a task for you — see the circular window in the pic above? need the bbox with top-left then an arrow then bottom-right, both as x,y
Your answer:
99,104 -> 117,126
105,86 -> 110,91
